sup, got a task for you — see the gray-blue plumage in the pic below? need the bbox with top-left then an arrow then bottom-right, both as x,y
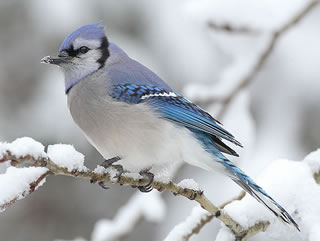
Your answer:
41,23 -> 299,230
59,23 -> 106,52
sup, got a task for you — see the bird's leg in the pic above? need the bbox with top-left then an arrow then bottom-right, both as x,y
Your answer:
101,156 -> 121,168
137,169 -> 154,193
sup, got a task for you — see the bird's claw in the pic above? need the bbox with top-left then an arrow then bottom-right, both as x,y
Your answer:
98,181 -> 110,189
110,164 -> 124,182
137,170 -> 154,193
100,157 -> 123,183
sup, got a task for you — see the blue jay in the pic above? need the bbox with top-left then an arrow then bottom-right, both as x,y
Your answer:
41,23 -> 298,230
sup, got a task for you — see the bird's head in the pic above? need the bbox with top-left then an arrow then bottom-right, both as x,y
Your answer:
41,22 -> 109,93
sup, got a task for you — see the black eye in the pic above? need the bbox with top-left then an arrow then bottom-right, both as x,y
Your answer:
78,46 -> 90,54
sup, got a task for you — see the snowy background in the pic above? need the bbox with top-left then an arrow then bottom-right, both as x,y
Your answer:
0,1 -> 319,241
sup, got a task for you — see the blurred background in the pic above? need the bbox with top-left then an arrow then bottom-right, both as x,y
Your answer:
0,0 -> 319,240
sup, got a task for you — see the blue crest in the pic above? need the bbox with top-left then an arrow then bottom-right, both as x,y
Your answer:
59,22 -> 105,51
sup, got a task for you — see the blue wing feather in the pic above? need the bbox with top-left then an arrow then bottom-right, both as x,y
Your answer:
110,84 -> 242,147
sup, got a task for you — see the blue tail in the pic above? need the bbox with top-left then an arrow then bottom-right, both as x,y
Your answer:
219,158 -> 300,231
190,129 -> 299,230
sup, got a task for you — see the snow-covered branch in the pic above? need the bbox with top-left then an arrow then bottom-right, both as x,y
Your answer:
164,205 -> 213,241
54,191 -> 167,241
0,138 -> 244,237
90,191 -> 165,241
185,0 -> 318,120
2,137 -> 320,240
165,149 -> 320,241
0,166 -> 49,212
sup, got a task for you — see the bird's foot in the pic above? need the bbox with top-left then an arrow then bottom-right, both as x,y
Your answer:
137,169 -> 154,193
95,164 -> 123,189
107,164 -> 124,183
93,157 -> 123,189
101,156 -> 123,183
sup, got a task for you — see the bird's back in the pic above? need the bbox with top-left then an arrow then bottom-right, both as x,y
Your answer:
104,43 -> 173,90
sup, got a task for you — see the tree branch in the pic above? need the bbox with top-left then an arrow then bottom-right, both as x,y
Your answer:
167,191 -> 246,241
0,166 -> 50,212
2,142 -> 320,241
0,150 -> 244,235
207,22 -> 259,35
194,0 -> 318,120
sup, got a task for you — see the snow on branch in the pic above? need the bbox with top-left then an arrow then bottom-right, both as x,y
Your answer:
2,137 -> 320,240
0,137 -> 50,211
0,137 -> 254,239
164,149 -> 320,241
56,191 -> 166,241
184,0 -> 318,120
164,205 -> 212,241
91,191 -> 165,241
0,166 -> 49,212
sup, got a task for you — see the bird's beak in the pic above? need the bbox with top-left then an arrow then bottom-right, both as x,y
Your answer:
41,51 -> 72,65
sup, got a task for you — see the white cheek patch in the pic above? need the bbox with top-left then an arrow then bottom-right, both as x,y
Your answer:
73,38 -> 101,50
141,92 -> 177,100
81,49 -> 101,59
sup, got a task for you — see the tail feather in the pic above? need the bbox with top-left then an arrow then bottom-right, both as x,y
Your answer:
219,158 -> 300,231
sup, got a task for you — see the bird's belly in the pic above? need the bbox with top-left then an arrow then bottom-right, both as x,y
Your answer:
68,91 -> 174,171
68,85 -> 216,174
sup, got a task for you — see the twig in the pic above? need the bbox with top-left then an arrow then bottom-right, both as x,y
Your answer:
314,171 -> 320,184
219,191 -> 246,209
237,221 -> 270,241
207,22 -> 259,35
173,191 -> 246,241
196,0 -> 318,120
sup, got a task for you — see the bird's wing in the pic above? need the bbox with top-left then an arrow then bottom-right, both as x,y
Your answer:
110,84 -> 242,147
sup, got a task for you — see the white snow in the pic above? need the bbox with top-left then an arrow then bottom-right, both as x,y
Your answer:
164,205 -> 210,241
47,144 -> 86,171
121,172 -> 143,180
154,175 -> 171,184
93,165 -> 107,174
309,224 -> 320,241
177,178 -> 202,191
0,166 -> 48,212
0,137 -> 47,160
91,191 -> 166,241
303,148 -> 320,175
221,154 -> 320,240
215,226 -> 235,241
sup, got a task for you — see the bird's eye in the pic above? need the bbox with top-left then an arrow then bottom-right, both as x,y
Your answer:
78,46 -> 90,54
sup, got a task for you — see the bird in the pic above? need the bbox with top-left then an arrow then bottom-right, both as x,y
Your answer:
41,22 -> 299,230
